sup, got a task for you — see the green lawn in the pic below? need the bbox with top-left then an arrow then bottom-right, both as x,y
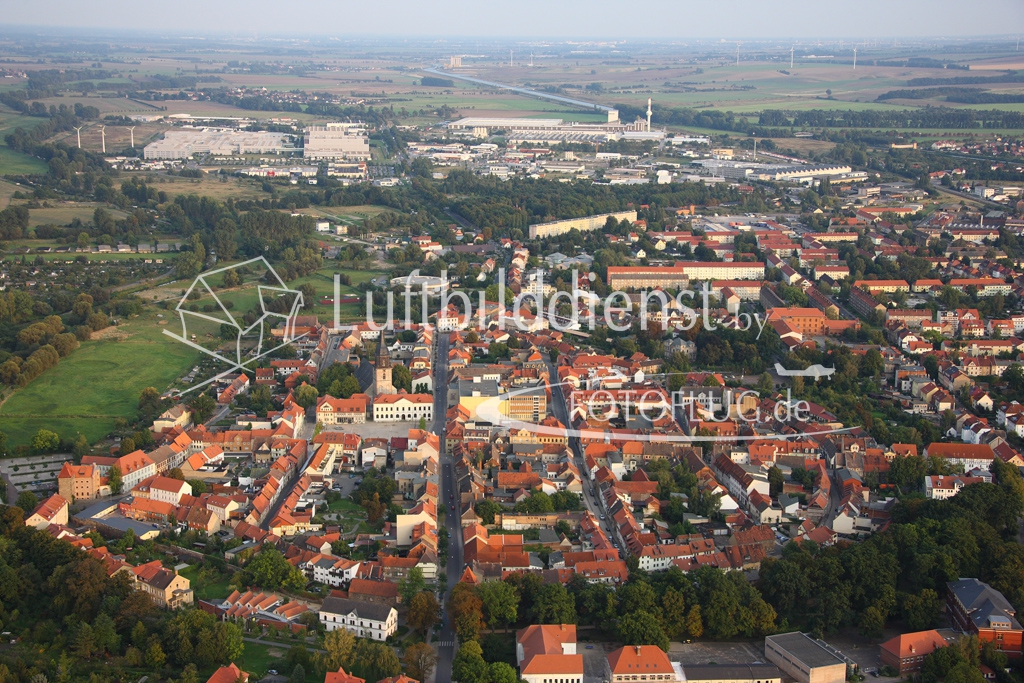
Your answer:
236,642 -> 290,677
328,498 -> 363,513
178,564 -> 235,600
0,313 -> 200,446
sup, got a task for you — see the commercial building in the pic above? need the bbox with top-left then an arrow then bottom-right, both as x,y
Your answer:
768,165 -> 853,182
449,118 -> 565,133
879,630 -> 952,675
607,262 -> 765,290
319,597 -> 398,641
503,385 -> 547,423
529,211 -> 637,240
448,116 -> 660,145
946,578 -> 1023,657
144,129 -> 291,159
303,123 -> 371,161
764,632 -> 848,683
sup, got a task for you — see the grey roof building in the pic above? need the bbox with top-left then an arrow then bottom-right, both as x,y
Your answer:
947,578 -> 1022,633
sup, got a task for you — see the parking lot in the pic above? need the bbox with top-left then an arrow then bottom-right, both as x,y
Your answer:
323,420 -> 426,441
579,642 -> 613,683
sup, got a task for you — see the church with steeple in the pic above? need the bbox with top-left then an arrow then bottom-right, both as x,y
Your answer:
373,330 -> 397,397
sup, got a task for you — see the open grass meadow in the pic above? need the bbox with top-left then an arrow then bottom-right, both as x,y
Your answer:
0,180 -> 22,209
291,267 -> 382,323
124,172 -> 274,202
236,642 -> 288,677
178,564 -> 234,600
0,108 -> 48,175
0,311 -> 200,447
26,204 -> 128,229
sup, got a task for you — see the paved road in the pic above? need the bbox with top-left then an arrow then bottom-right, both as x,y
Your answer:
930,182 -> 1009,210
546,361 -> 620,548
258,447 -> 314,531
820,465 -> 844,529
432,334 -> 461,683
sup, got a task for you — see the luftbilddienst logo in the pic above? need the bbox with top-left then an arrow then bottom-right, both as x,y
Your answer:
164,256 -> 307,394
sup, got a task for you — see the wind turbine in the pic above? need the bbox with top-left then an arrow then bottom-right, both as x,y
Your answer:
736,42 -> 741,66
790,46 -> 794,69
128,126 -> 135,148
74,126 -> 82,148
853,47 -> 857,70
99,125 -> 105,154
646,98 -> 652,132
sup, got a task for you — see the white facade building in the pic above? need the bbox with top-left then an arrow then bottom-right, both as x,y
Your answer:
319,597 -> 397,641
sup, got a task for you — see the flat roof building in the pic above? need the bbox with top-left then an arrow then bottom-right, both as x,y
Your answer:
144,128 -> 291,159
681,664 -> 782,683
529,211 -> 638,240
607,262 -> 765,290
764,633 -> 848,683
304,123 -> 371,161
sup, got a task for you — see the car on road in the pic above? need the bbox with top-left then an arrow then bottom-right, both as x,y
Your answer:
451,504 -> 456,511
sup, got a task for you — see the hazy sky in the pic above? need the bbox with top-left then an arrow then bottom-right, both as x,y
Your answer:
4,0 -> 1024,39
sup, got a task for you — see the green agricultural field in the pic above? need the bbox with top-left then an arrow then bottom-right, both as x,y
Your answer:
26,204 -> 128,229
0,312 -> 200,446
0,109 -> 48,175
0,147 -> 47,175
289,267 -> 383,323
0,180 -> 23,208
294,204 -> 393,225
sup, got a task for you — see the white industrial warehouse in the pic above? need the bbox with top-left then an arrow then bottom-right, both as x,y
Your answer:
143,128 -> 294,159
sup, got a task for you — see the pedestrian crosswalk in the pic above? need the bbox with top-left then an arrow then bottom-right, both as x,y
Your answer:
436,640 -> 457,648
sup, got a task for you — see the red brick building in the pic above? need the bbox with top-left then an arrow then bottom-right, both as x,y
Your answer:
947,579 -> 1023,658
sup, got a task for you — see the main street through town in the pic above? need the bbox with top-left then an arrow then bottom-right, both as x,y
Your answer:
431,333 -> 460,683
